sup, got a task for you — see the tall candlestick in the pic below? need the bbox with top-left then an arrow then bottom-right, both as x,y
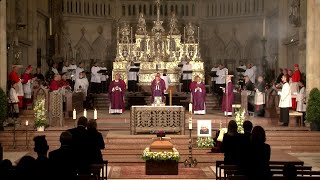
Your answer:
189,103 -> 192,114
73,109 -> 76,120
262,17 -> 266,38
169,89 -> 172,106
49,18 -> 52,36
94,109 -> 98,120
83,109 -> 87,118
188,117 -> 192,130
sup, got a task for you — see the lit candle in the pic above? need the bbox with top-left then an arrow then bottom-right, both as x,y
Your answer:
83,109 -> 87,118
73,109 -> 76,120
188,117 -> 192,130
94,109 -> 97,120
262,17 -> 266,38
189,103 -> 192,114
49,18 -> 52,36
26,120 -> 29,126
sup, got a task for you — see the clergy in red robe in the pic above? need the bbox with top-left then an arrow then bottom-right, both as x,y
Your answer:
60,73 -> 71,89
9,65 -> 24,108
151,73 -> 166,103
109,74 -> 126,114
50,74 -> 62,91
222,75 -> 234,116
290,64 -> 301,110
189,76 -> 206,114
21,65 -> 34,108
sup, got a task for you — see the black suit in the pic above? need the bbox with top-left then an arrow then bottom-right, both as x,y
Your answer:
221,133 -> 241,165
87,129 -> 105,164
49,145 -> 77,179
68,126 -> 90,174
246,143 -> 271,180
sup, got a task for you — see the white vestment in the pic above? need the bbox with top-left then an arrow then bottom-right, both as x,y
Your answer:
91,66 -> 101,83
74,77 -> 89,99
216,68 -> 228,85
75,67 -> 84,80
244,68 -> 256,84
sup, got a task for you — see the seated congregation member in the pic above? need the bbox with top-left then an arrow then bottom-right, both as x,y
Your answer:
238,120 -> 253,174
68,117 -> 90,174
221,120 -> 241,165
49,131 -> 77,179
16,156 -> 36,180
189,75 -> 206,114
49,74 -> 61,91
33,135 -> 50,180
0,159 -> 14,179
222,75 -> 234,116
161,69 -> 171,105
109,73 -> 126,114
87,119 -> 105,164
151,73 -> 166,103
246,126 -> 271,180
254,76 -> 266,117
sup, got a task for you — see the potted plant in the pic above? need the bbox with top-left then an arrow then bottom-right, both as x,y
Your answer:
33,97 -> 48,131
0,88 -> 8,131
306,88 -> 320,131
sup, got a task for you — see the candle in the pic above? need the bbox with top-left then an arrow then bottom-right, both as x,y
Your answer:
26,120 -> 29,126
262,17 -> 266,38
189,103 -> 192,114
49,18 -> 52,36
188,117 -> 192,130
83,109 -> 87,118
94,109 -> 97,120
73,109 -> 76,120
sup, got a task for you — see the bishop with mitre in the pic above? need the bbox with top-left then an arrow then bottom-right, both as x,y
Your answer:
109,73 -> 126,114
189,76 -> 206,114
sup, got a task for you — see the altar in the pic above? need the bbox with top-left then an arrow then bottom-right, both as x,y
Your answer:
130,105 -> 185,135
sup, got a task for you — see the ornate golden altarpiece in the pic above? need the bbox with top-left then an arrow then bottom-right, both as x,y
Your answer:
130,106 -> 185,135
112,0 -> 204,91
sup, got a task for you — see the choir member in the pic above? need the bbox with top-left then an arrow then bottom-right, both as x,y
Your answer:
74,72 -> 89,98
222,75 -> 234,116
151,73 -> 166,103
60,73 -> 71,89
69,60 -> 77,88
62,61 -> 72,85
91,62 -> 101,94
216,63 -> 228,104
278,75 -> 291,126
190,76 -> 206,115
181,59 -> 192,92
21,65 -> 34,108
9,65 -> 24,108
254,76 -> 266,117
244,63 -> 256,84
50,74 -> 61,91
127,61 -> 138,92
100,62 -> 108,93
52,62 -> 59,74
160,69 -> 171,105
75,62 -> 84,81
291,64 -> 301,110
109,74 -> 126,114
34,67 -> 44,82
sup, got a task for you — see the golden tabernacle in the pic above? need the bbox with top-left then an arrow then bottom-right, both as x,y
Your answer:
112,0 -> 204,92
150,140 -> 174,152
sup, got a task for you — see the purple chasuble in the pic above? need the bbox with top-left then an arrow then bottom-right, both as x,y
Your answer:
190,81 -> 206,111
108,79 -> 126,111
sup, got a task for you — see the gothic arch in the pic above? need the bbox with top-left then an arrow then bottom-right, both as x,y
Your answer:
74,27 -> 93,61
208,30 -> 226,64
244,35 -> 262,65
225,31 -> 241,61
92,34 -> 108,61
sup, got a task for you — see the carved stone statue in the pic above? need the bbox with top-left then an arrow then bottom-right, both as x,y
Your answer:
136,13 -> 147,35
169,12 -> 180,35
186,22 -> 195,43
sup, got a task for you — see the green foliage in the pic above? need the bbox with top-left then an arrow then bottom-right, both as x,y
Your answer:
306,88 -> 320,126
33,97 -> 48,128
235,108 -> 245,133
0,88 -> 8,130
196,137 -> 215,148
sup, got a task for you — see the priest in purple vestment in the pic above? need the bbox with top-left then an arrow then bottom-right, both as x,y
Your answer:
222,75 -> 234,116
109,74 -> 126,114
189,76 -> 206,114
151,73 -> 166,103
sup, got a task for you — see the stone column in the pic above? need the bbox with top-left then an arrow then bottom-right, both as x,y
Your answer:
306,0 -> 320,93
0,0 -> 7,91
278,0 -> 289,69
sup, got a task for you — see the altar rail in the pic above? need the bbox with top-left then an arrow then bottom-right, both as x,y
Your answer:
130,106 -> 185,135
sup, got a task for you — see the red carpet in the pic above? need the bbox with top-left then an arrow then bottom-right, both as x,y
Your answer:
108,165 -> 215,179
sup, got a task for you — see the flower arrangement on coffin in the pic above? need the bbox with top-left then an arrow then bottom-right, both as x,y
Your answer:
235,108 -> 245,134
196,136 -> 215,148
33,97 -> 48,130
156,130 -> 166,138
142,147 -> 180,162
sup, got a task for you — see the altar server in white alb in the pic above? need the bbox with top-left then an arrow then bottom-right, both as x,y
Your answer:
74,71 -> 89,99
216,63 -> 228,104
244,63 -> 256,84
91,62 -> 101,94
181,59 -> 192,92
296,80 -> 306,122
161,69 -> 171,105
127,61 -> 139,92
278,74 -> 291,127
